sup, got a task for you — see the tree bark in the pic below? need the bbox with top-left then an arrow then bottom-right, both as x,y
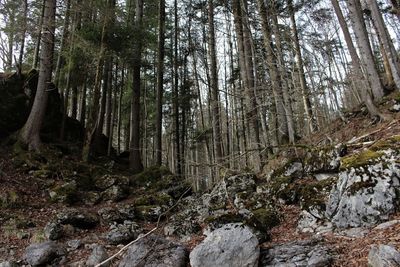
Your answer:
20,0 -> 55,151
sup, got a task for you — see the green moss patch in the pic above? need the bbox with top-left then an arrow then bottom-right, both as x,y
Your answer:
348,179 -> 377,195
340,149 -> 384,170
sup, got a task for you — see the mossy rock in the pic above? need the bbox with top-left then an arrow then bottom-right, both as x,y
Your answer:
135,205 -> 163,221
269,176 -> 300,203
340,149 -> 384,170
204,213 -> 245,228
134,193 -> 172,207
299,177 -> 337,211
248,208 -> 280,232
370,135 -> 400,152
348,179 -> 378,195
0,191 -> 21,208
49,181 -> 78,204
131,166 -> 171,186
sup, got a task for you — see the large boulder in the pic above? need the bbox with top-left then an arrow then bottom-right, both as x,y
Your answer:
190,223 -> 259,267
326,147 -> 400,228
259,239 -> 332,267
23,241 -> 66,266
56,209 -> 99,229
368,245 -> 400,267
118,235 -> 188,267
105,221 -> 140,245
86,245 -> 109,267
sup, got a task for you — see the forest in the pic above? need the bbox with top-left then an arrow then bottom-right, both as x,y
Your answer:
1,0 -> 400,266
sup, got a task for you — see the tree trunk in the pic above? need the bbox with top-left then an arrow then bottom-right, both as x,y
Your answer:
155,0 -> 165,166
18,0 -> 28,71
20,0 -> 55,151
129,0 -> 144,173
32,0 -> 46,69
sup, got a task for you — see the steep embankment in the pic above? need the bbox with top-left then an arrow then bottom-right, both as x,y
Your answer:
1,95 -> 400,266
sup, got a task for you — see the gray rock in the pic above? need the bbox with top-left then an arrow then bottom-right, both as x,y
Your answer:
0,261 -> 18,267
94,174 -> 129,190
82,191 -> 102,206
49,181 -> 77,204
98,207 -> 123,223
101,185 -> 129,202
297,210 -> 333,234
66,240 -> 82,251
57,209 -> 99,229
326,151 -> 400,228
368,245 -> 400,267
117,204 -> 136,220
190,223 -> 259,267
375,220 -> 400,230
86,245 -> 109,267
336,227 -> 369,238
259,239 -> 332,267
106,221 -> 140,245
23,241 -> 66,266
389,104 -> 400,113
44,222 -> 63,240
118,235 -> 188,267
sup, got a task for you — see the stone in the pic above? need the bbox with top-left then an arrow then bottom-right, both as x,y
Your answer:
57,209 -> 99,229
118,235 -> 188,267
94,175 -> 129,190
336,228 -> 369,238
44,222 -> 63,240
86,245 -> 109,267
23,241 -> 66,266
259,239 -> 332,267
190,223 -> 259,267
368,245 -> 400,267
82,191 -> 102,206
374,220 -> 400,230
105,221 -> 140,245
0,261 -> 18,267
98,207 -> 123,223
49,181 -> 77,204
101,185 -> 129,202
389,104 -> 400,113
297,210 -> 333,234
66,240 -> 82,251
326,151 -> 400,228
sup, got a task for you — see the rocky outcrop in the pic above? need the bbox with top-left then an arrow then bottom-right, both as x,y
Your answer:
326,147 -> 400,228
105,221 -> 140,245
86,245 -> 109,267
259,239 -> 332,267
190,223 -> 259,267
368,245 -> 400,267
118,235 -> 188,267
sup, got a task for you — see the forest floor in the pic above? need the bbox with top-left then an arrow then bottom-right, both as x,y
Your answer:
1,93 -> 400,266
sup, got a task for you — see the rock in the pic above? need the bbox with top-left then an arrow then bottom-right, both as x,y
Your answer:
101,185 -> 129,202
389,104 -> 400,113
374,220 -> 400,230
49,181 -> 77,204
297,210 -> 333,234
259,239 -> 332,267
190,223 -> 259,267
86,245 -> 109,267
94,174 -> 129,190
326,149 -> 400,228
118,235 -> 188,267
23,241 -> 66,266
66,240 -> 82,251
0,261 -> 18,267
336,227 -> 369,238
44,222 -> 63,240
98,207 -> 123,223
57,209 -> 99,229
368,245 -> 400,267
105,221 -> 140,245
136,205 -> 164,221
82,191 -> 102,206
117,204 -> 136,220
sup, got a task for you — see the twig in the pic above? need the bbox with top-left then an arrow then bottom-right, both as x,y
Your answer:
95,186 -> 192,267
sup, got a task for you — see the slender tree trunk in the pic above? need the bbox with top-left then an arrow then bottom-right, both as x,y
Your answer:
20,0 -> 56,151
173,0 -> 181,176
366,0 -> 400,89
208,0 -> 223,169
288,0 -> 318,133
155,0 -> 165,166
32,0 -> 46,69
129,0 -> 144,172
18,0 -> 28,72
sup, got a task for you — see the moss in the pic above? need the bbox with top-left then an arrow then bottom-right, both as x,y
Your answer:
135,205 -> 162,221
134,193 -> 172,206
250,208 -> 280,231
300,178 -> 337,211
132,166 -> 171,186
348,179 -> 377,195
269,176 -> 300,203
0,191 -> 21,208
370,135 -> 400,152
49,181 -> 77,204
340,149 -> 384,170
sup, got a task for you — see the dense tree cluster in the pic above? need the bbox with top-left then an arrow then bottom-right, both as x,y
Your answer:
0,0 -> 399,189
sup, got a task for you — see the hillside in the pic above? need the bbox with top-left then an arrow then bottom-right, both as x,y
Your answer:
1,95 -> 400,266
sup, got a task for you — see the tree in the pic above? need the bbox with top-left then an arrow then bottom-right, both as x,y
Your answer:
19,0 -> 56,150
155,0 -> 166,166
129,0 -> 144,173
